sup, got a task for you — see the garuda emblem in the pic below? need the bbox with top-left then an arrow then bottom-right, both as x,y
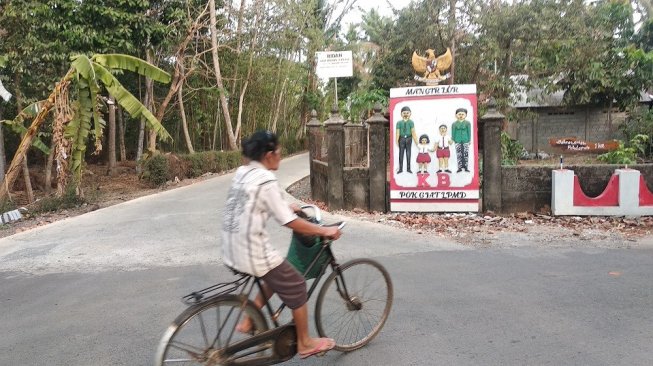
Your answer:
411,48 -> 452,85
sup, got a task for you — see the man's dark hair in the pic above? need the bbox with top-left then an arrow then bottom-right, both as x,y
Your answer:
455,108 -> 467,115
401,106 -> 411,113
241,130 -> 279,161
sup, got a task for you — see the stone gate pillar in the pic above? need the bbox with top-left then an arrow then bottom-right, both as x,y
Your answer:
306,110 -> 321,201
366,103 -> 389,212
479,98 -> 505,213
325,106 -> 346,210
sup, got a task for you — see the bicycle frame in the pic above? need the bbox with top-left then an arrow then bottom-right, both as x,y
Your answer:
264,240 -> 348,326
215,240 -> 355,365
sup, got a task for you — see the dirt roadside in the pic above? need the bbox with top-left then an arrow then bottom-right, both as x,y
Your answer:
286,176 -> 653,250
3,159 -> 653,249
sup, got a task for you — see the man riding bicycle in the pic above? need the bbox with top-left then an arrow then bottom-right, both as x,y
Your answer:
221,130 -> 342,359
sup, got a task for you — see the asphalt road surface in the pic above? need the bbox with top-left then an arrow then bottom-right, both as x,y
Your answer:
1,153 -> 652,366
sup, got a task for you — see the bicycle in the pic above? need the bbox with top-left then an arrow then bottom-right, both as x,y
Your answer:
155,205 -> 393,365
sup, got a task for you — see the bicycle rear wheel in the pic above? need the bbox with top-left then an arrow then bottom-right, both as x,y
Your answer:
315,258 -> 393,352
155,295 -> 269,365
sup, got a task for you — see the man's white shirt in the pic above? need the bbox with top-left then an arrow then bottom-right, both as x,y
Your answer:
221,161 -> 298,277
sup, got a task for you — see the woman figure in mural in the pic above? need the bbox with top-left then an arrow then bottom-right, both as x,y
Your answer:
451,108 -> 472,173
396,106 -> 418,174
434,124 -> 453,173
416,134 -> 432,174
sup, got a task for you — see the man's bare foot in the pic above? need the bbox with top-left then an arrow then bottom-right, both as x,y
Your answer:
235,316 -> 253,334
298,337 -> 335,359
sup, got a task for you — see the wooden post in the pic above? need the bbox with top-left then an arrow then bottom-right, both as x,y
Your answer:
480,98 -> 505,213
366,103 -> 389,212
325,106 -> 346,210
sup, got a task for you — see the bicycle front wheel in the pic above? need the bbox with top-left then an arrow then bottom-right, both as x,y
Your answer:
155,295 -> 269,365
315,258 -> 393,352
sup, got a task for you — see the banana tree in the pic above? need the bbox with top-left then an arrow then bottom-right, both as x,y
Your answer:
0,53 -> 171,201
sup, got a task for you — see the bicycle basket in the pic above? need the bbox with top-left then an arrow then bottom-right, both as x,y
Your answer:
286,211 -> 329,280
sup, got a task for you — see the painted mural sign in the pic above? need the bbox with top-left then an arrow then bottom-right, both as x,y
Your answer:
549,137 -> 619,153
389,84 -> 479,212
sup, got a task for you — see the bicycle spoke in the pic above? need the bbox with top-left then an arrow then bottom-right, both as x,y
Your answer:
196,313 -> 210,348
156,296 -> 270,366
315,259 -> 393,351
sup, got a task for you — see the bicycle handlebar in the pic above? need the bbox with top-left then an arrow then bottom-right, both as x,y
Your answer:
300,204 -> 346,232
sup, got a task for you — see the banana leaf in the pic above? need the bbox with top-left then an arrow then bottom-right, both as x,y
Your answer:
92,54 -> 171,84
0,101 -> 51,155
93,63 -> 172,141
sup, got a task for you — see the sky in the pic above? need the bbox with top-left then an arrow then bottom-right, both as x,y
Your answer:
339,0 -> 413,28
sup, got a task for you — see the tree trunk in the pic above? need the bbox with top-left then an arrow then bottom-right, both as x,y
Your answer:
178,64 -> 194,154
229,0 -> 247,100
271,78 -> 287,133
117,105 -> 126,162
136,52 -> 153,174
0,104 -> 6,184
151,11 -> 204,152
44,145 -> 54,194
209,0 -> 237,150
234,0 -> 264,142
21,158 -> 34,203
212,102 -> 221,151
0,68 -> 73,202
145,51 -> 157,153
13,76 -> 34,203
107,98 -> 117,176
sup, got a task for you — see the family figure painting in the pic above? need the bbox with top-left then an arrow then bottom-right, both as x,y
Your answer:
395,105 -> 471,177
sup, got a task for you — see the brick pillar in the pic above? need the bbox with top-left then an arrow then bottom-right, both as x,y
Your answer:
306,110 -> 321,201
479,98 -> 505,213
325,106 -> 346,210
366,103 -> 389,212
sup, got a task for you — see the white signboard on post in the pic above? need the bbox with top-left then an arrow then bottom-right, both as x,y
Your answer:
316,51 -> 353,79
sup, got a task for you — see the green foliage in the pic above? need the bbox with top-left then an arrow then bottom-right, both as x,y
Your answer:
501,132 -> 524,166
140,153 -> 169,187
279,136 -> 306,156
34,185 -> 86,213
347,89 -> 388,123
60,53 -> 172,186
619,108 -> 653,157
141,151 -> 242,186
0,101 -> 51,155
598,135 -> 649,164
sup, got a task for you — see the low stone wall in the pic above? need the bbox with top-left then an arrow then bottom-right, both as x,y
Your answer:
343,167 -> 369,210
501,164 -> 653,213
344,124 -> 367,167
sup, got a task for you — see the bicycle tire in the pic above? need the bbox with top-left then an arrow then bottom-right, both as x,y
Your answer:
314,258 -> 393,352
155,294 -> 269,365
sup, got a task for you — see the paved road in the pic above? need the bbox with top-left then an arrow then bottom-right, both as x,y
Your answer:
1,153 -> 652,365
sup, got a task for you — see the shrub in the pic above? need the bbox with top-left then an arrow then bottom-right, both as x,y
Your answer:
619,108 -> 653,158
598,134 -> 649,165
280,136 -> 306,156
141,153 -> 169,186
35,185 -> 85,213
501,132 -> 524,166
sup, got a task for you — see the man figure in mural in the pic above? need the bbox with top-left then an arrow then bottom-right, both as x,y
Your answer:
452,108 -> 472,173
396,106 -> 418,174
435,124 -> 453,173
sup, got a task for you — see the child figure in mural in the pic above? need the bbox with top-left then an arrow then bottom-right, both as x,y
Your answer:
451,108 -> 472,173
416,134 -> 432,174
396,106 -> 418,174
434,124 -> 453,173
